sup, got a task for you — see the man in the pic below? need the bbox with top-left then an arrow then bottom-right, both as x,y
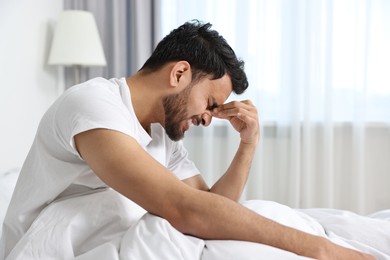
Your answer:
1,21 -> 373,259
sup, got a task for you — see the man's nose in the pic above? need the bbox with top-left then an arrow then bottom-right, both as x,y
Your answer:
201,112 -> 212,126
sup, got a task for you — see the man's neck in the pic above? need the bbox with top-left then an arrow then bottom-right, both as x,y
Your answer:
126,72 -> 165,132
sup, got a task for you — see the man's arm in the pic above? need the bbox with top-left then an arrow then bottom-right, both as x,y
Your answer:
183,100 -> 259,201
183,141 -> 256,201
210,100 -> 259,200
74,129 -> 374,260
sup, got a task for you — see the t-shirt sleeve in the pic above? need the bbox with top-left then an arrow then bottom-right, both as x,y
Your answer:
53,80 -> 137,158
167,140 -> 200,180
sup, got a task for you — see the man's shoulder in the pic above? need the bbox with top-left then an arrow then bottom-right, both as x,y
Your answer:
67,77 -> 119,92
59,77 -> 125,106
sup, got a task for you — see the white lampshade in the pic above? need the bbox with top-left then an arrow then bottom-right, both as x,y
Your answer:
48,10 -> 106,66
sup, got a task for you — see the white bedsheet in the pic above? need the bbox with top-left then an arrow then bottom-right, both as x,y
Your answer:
0,168 -> 19,236
3,188 -> 390,260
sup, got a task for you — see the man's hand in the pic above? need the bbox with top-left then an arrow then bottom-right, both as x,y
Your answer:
320,239 -> 376,260
211,100 -> 259,145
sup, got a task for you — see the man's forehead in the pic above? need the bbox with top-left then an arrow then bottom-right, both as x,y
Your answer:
210,75 -> 233,102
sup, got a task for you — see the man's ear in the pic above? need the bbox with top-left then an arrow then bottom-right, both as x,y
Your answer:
169,61 -> 192,89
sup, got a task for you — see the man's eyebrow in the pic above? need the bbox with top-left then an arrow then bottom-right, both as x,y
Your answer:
207,97 -> 219,110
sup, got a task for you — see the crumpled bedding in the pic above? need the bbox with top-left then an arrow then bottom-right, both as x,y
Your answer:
4,188 -> 390,260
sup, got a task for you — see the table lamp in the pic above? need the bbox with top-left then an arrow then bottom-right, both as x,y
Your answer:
48,10 -> 107,84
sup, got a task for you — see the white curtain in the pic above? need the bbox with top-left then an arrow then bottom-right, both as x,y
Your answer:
158,0 -> 390,214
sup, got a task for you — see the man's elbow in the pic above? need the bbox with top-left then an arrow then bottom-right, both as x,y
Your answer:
162,192 -> 206,237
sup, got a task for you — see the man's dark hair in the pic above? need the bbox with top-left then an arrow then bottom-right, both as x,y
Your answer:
140,20 -> 248,94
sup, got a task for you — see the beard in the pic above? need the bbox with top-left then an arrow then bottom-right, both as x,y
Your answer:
162,84 -> 193,141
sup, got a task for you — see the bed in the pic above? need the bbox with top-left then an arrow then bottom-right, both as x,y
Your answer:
1,169 -> 389,260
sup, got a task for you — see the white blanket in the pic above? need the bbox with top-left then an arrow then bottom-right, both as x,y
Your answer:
4,189 -> 390,260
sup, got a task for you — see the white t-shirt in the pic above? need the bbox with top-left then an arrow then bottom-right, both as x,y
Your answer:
1,77 -> 200,257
